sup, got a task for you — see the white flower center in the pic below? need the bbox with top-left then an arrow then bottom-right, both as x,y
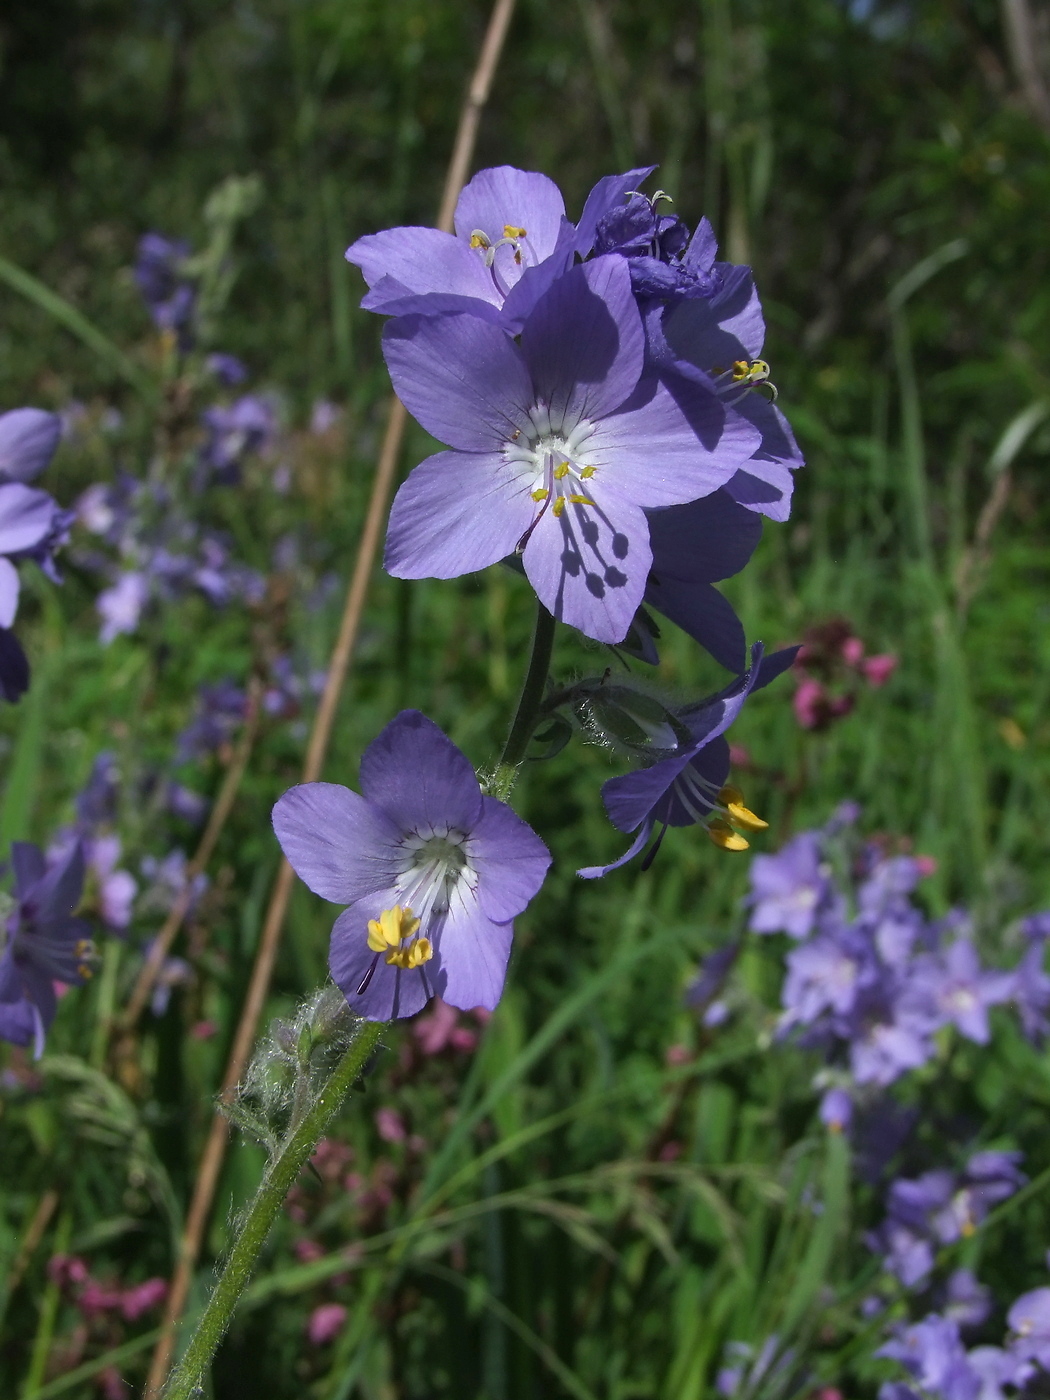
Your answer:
504,403 -> 600,528
396,826 -> 475,926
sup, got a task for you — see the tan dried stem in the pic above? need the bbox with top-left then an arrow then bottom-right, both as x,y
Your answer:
144,2 -> 518,1392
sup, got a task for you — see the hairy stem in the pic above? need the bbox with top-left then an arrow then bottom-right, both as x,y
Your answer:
161,1020 -> 383,1400
492,601 -> 556,797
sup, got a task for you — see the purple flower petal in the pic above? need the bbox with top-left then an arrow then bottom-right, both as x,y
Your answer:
521,491 -> 651,644
382,313 -> 533,452
361,280 -> 503,322
272,783 -> 405,904
646,580 -> 746,672
329,900 -> 432,1022
384,450 -> 533,580
346,227 -> 499,305
467,796 -> 551,922
432,890 -> 513,1012
453,165 -> 566,292
0,558 -> 20,628
520,257 -> 644,425
574,166 -> 657,257
498,218 -> 577,332
358,710 -> 483,835
577,818 -> 654,880
0,484 -> 58,555
647,489 -> 763,585
0,409 -> 61,483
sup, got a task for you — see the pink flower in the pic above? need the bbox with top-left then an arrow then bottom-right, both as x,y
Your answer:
728,743 -> 752,769
295,1238 -> 325,1263
190,1019 -> 217,1040
664,1044 -> 690,1066
375,1107 -> 406,1143
78,1280 -> 124,1318
308,1303 -> 347,1346
121,1277 -> 167,1320
48,1254 -> 89,1288
841,636 -> 865,667
793,678 -> 827,730
915,854 -> 938,877
862,653 -> 897,687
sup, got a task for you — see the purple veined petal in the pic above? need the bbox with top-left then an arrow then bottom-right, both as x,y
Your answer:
574,165 -> 658,257
37,840 -> 85,925
346,227 -> 500,306
0,484 -> 58,556
577,817 -> 655,880
0,995 -> 36,1047
682,217 -> 719,277
467,796 -> 551,923
602,747 -> 696,833
644,578 -> 747,672
384,449 -> 533,580
737,396 -> 806,471
499,218 -> 577,333
646,489 -> 763,585
520,256 -> 644,425
382,313 -> 533,452
0,409 -> 61,484
522,490 -> 651,644
329,900 -> 432,1022
431,885 -> 513,1012
362,278 -> 503,323
0,557 -> 20,629
272,783 -> 406,904
358,710 -> 484,835
589,375 -> 761,509
453,165 -> 566,293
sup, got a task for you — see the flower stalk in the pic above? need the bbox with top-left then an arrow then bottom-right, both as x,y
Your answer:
161,1019 -> 383,1400
491,600 -> 556,799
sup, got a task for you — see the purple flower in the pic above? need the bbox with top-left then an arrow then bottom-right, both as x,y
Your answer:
877,1316 -> 978,1400
941,1270 -> 992,1330
906,940 -> 1014,1045
97,571 -> 149,644
273,710 -> 551,1021
134,233 -> 195,336
1022,912 -> 1050,942
595,193 -> 722,303
578,643 -> 778,878
382,257 -> 760,644
780,926 -> 877,1029
177,681 -> 247,762
0,408 -> 61,483
199,395 -> 276,483
347,164 -> 577,329
1010,943 -> 1050,1040
0,842 -> 94,1056
847,996 -> 935,1087
819,1086 -> 853,1132
0,482 -> 66,629
685,942 -> 739,1016
206,353 -> 248,386
641,488 -> 764,671
76,752 -> 120,828
1008,1287 -> 1050,1368
748,832 -> 828,939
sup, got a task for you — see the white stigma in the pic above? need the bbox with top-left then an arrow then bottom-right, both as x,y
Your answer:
396,826 -> 475,928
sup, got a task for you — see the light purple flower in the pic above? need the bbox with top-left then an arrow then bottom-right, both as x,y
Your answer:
780,928 -> 876,1029
206,353 -> 248,386
1008,1287 -> 1050,1368
382,256 -> 760,644
0,842 -> 94,1056
200,395 -> 276,483
273,710 -> 551,1021
134,233 -> 195,337
819,1086 -> 853,1132
97,571 -> 149,644
748,832 -> 827,938
0,408 -> 61,483
877,1316 -> 978,1400
941,1270 -> 992,1330
906,940 -> 1014,1045
0,482 -> 65,629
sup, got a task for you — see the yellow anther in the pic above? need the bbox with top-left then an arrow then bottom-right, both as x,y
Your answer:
749,359 -> 771,380
706,818 -> 750,852
731,360 -> 752,382
469,231 -> 490,250
503,224 -> 527,239
531,488 -> 549,502
553,461 -> 570,479
580,465 -> 597,478
717,785 -> 769,832
961,1218 -> 976,1239
75,939 -> 94,958
386,937 -> 433,970
367,905 -> 420,953
552,497 -> 566,517
78,964 -> 94,980
567,494 -> 594,506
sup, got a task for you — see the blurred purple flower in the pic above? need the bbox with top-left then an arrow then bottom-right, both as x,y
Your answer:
273,709 -> 551,1021
877,1316 -> 978,1400
98,571 -> 150,644
0,408 -> 61,483
206,353 -> 248,386
177,681 -> 247,762
941,1270 -> 992,1331
199,395 -> 276,484
819,1086 -> 853,1133
748,831 -> 828,939
134,233 -> 195,338
0,842 -> 93,1056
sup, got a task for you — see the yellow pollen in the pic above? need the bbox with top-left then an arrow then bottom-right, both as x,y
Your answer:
503,224 -> 527,239
469,232 -> 490,250
717,785 -> 769,832
78,964 -> 94,980
531,488 -> 549,502
552,497 -> 566,517
553,461 -> 570,479
730,360 -> 752,381
567,494 -> 594,506
706,818 -> 750,852
579,465 -> 597,478
961,1219 -> 976,1239
386,937 -> 433,970
74,939 -> 94,958
367,905 -> 420,953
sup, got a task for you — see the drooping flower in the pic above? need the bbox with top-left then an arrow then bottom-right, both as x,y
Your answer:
0,842 -> 95,1056
273,710 -> 551,1021
383,257 -> 761,644
578,643 -> 795,878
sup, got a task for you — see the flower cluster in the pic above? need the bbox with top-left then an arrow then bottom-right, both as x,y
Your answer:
347,163 -> 803,650
791,617 -> 898,731
878,1285 -> 1050,1400
747,810 -> 1046,1091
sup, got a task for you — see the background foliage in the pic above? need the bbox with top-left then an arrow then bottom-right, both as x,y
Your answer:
0,1 -> 1048,1396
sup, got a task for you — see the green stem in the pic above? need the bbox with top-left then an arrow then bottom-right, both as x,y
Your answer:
491,602 -> 556,798
162,1020 -> 384,1400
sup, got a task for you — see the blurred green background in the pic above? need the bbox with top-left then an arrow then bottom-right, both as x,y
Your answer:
1,1 -> 1050,1397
